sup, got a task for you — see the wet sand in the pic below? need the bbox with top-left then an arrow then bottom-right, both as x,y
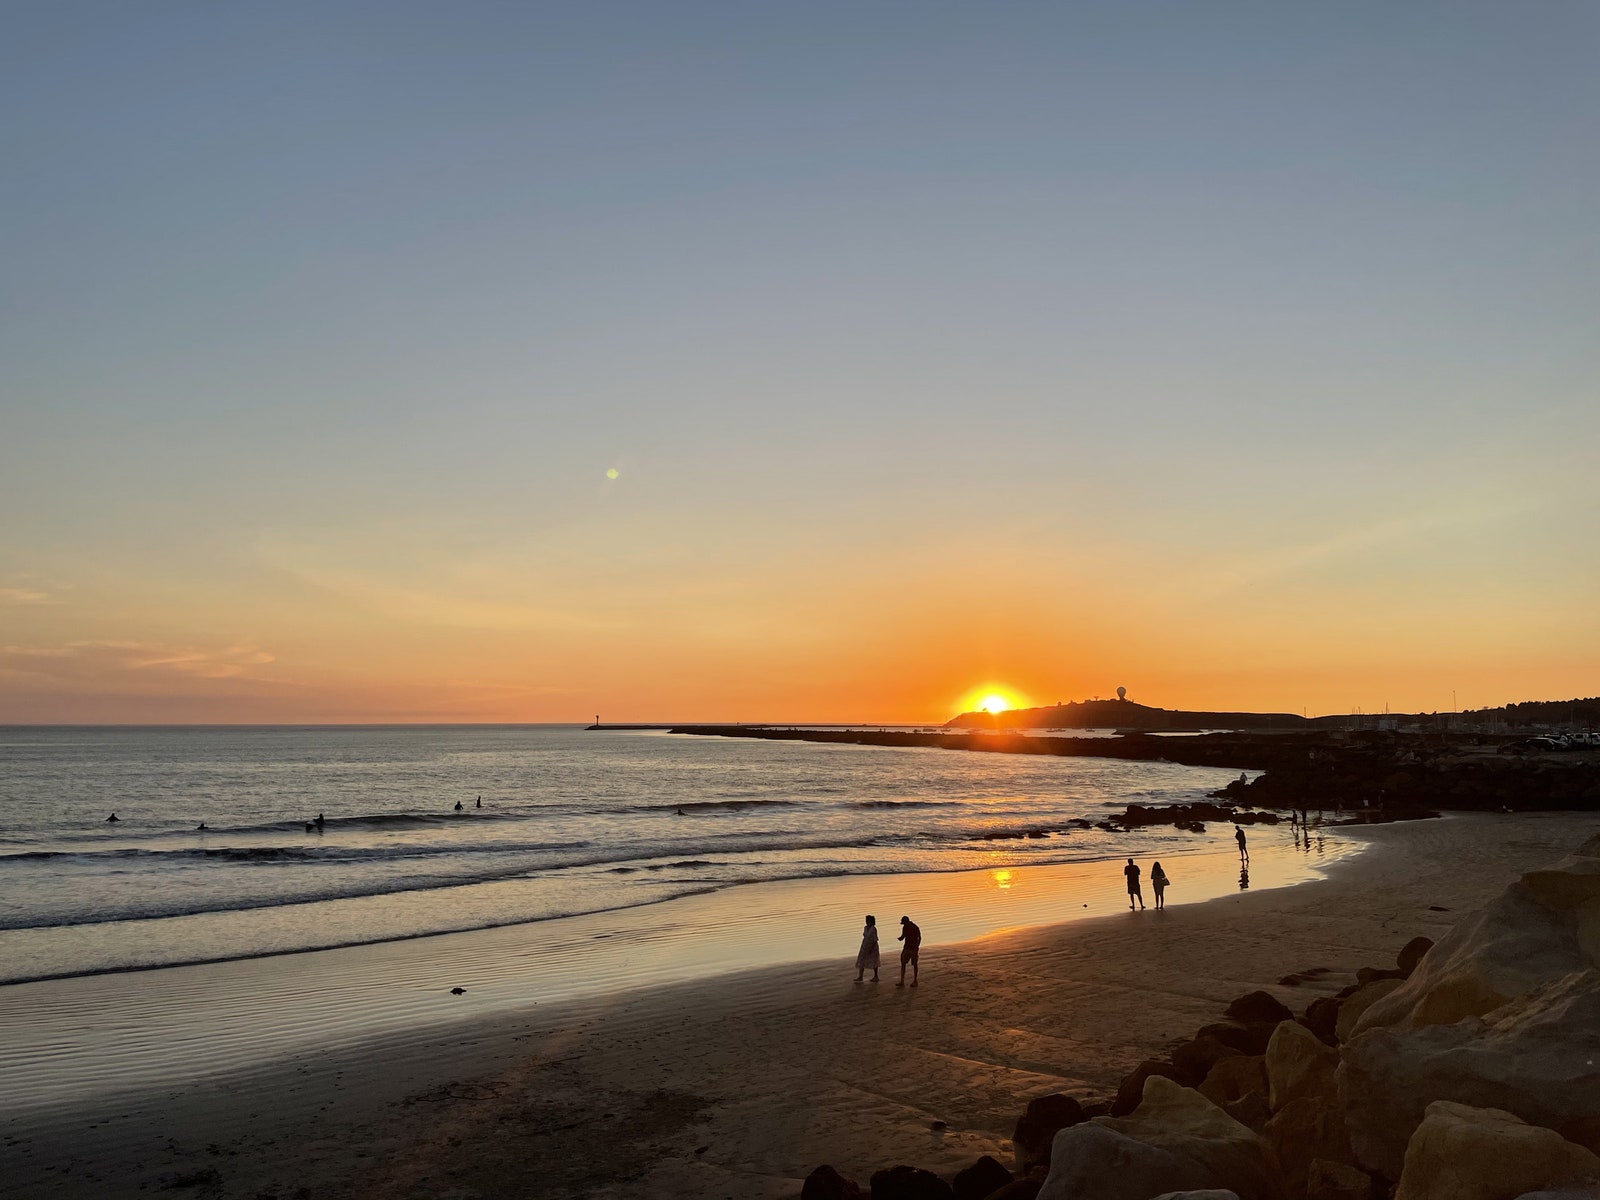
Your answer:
3,812 -> 1591,1198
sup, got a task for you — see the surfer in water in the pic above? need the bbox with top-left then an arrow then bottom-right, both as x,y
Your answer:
106,813 -> 119,823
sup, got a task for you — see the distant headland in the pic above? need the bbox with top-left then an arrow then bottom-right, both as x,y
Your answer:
944,694 -> 1600,734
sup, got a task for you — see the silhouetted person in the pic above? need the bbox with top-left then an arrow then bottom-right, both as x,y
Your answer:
854,914 -> 880,983
1150,861 -> 1169,910
1235,825 -> 1249,863
1124,858 -> 1145,910
196,822 -> 207,831
315,813 -> 325,829
675,807 -> 686,816
106,813 -> 119,823
475,795 -> 482,809
454,800 -> 464,812
897,916 -> 921,987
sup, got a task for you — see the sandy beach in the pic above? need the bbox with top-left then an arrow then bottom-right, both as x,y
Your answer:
3,811 -> 1592,1199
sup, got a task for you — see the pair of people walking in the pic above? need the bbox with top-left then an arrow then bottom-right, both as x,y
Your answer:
1124,858 -> 1170,910
854,914 -> 921,987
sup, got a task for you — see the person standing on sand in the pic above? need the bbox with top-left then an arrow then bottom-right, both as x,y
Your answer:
1235,825 -> 1249,863
854,915 -> 880,983
896,916 -> 921,987
1124,858 -> 1145,910
1150,861 -> 1169,910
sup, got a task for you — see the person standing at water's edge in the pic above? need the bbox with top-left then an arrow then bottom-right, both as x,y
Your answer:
1150,861 -> 1169,910
854,915 -> 879,983
896,916 -> 921,987
1235,825 -> 1249,863
1124,858 -> 1145,910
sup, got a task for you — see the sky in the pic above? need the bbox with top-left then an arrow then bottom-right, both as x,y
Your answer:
2,2 -> 1597,724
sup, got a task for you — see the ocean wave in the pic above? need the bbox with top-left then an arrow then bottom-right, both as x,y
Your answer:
0,832 -> 900,930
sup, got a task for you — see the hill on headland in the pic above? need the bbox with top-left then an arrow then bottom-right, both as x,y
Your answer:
945,698 -> 1307,731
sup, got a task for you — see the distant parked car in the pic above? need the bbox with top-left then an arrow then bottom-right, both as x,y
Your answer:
1500,736 -> 1565,753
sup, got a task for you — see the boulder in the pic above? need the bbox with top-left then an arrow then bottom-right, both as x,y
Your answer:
1199,1021 -> 1281,1057
1334,979 -> 1404,1043
1039,1077 -> 1284,1200
1305,1159 -> 1375,1200
1038,1124 -> 1212,1200
1266,1021 -> 1338,1112
1112,1060 -> 1180,1117
1393,1101 -> 1600,1200
804,1165 -> 863,1200
1199,1056 -> 1268,1107
1337,841 -> 1600,1178
1397,937 -> 1434,976
1263,1097 -> 1355,1199
1226,991 -> 1295,1025
1354,855 -> 1600,1035
870,1165 -> 956,1200
1300,998 -> 1341,1047
1341,969 -> 1600,1178
1174,1036 -> 1245,1087
1012,1094 -> 1084,1174
952,1155 -> 1012,1200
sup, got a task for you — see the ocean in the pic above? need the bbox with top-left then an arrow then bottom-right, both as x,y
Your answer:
0,725 -> 1248,984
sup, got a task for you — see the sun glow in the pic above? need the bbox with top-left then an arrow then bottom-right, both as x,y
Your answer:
956,684 -> 1030,718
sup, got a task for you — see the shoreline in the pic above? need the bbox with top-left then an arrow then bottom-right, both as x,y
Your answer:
4,812 -> 1590,1198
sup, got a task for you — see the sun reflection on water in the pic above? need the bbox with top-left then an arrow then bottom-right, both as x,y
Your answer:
992,869 -> 1013,891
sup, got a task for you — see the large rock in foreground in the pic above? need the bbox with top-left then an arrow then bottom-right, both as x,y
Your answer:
1264,1021 -> 1337,1112
1339,837 -> 1600,1177
1039,1077 -> 1283,1200
1393,1100 -> 1600,1200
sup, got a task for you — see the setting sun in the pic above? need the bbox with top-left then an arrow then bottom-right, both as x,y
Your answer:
956,685 -> 1030,718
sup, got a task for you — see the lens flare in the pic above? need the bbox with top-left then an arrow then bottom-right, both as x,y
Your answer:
605,468 -> 619,480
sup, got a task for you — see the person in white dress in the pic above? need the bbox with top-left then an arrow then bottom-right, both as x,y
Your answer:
854,914 -> 880,983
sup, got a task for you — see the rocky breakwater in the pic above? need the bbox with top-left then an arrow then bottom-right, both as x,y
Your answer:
1337,830 -> 1600,1189
1216,738 -> 1600,816
798,830 -> 1600,1200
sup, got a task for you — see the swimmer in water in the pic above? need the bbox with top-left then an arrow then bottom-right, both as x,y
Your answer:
475,795 -> 482,808
675,807 -> 686,816
454,800 -> 464,812
197,822 -> 207,831
106,813 -> 119,823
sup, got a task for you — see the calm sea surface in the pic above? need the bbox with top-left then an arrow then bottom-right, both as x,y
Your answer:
0,726 -> 1246,983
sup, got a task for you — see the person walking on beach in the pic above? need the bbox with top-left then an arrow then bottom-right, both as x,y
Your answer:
1235,825 -> 1249,863
1150,861 -> 1169,910
897,916 -> 921,987
854,915 -> 880,983
1124,858 -> 1145,910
